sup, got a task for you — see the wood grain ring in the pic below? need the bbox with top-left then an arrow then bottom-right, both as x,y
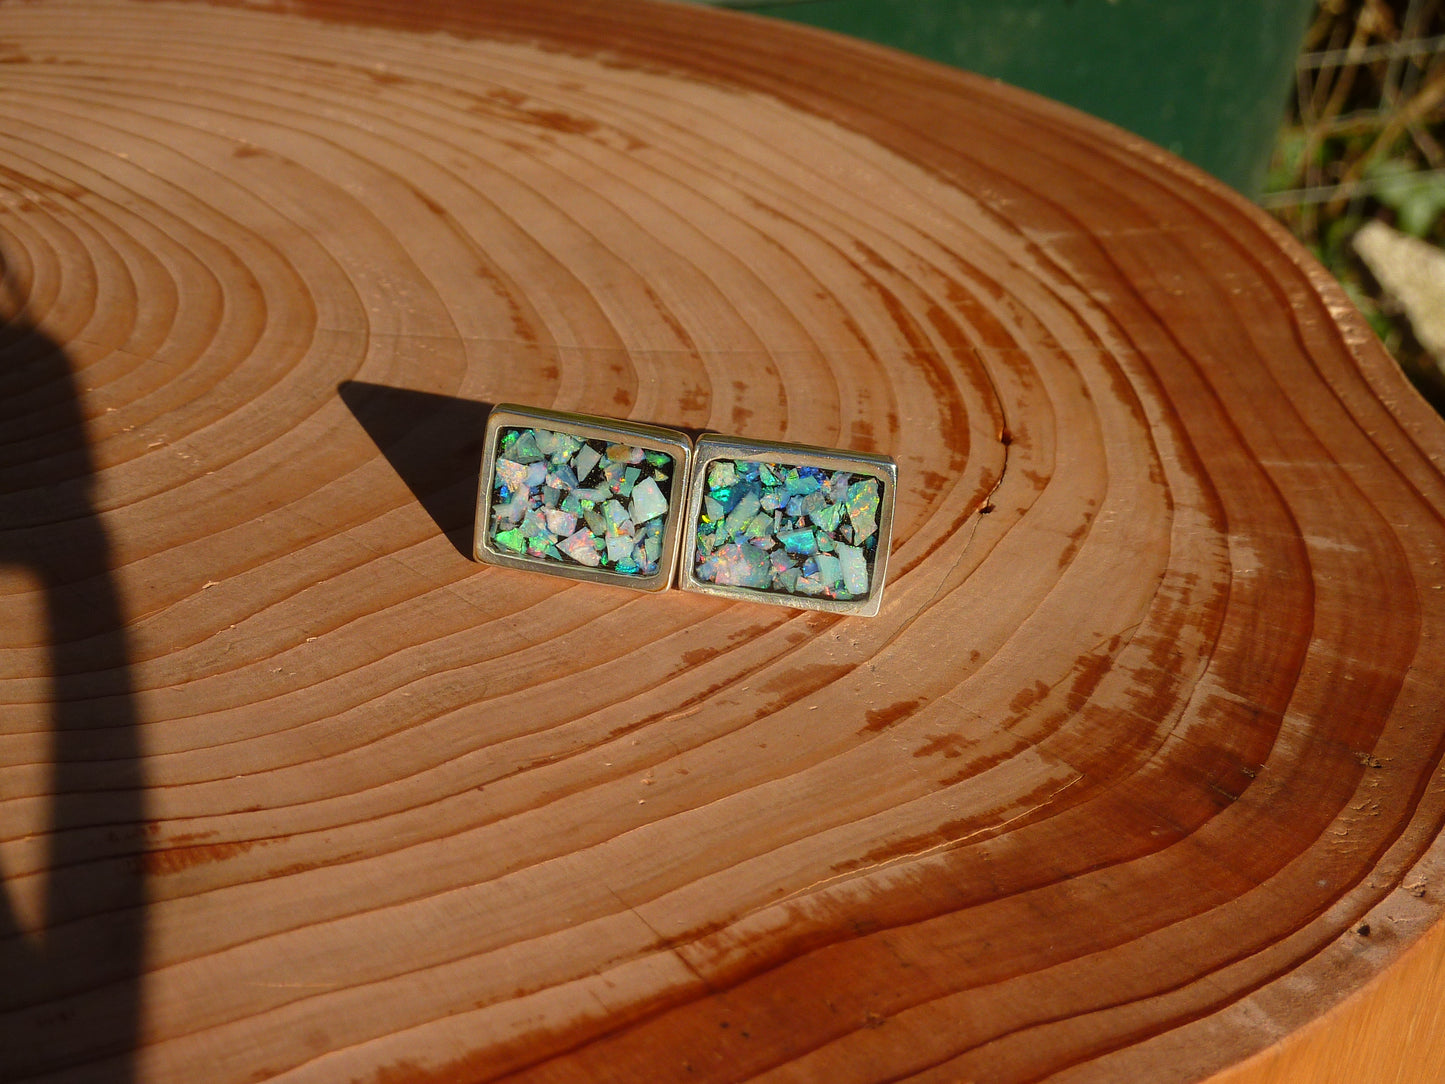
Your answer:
1,2 -> 1444,1082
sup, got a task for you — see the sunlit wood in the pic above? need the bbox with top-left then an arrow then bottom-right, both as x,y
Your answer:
2,2 -> 1443,1081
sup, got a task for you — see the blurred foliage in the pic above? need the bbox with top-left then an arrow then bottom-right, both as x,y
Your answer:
1264,0 -> 1445,409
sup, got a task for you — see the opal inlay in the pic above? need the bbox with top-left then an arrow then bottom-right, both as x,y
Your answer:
693,458 -> 883,601
489,427 -> 674,576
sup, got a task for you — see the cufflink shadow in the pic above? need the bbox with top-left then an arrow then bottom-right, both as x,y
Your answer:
338,381 -> 494,558
1,266 -> 146,1082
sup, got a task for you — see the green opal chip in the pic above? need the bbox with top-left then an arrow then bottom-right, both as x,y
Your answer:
494,527 -> 526,553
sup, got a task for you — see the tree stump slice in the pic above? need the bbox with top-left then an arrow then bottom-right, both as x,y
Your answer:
2,2 -> 1445,1082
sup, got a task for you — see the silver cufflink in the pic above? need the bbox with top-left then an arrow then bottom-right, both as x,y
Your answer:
677,433 -> 896,617
474,404 -> 692,592
475,407 -> 896,615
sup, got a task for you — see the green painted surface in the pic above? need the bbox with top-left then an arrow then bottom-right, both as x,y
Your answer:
698,0 -> 1314,195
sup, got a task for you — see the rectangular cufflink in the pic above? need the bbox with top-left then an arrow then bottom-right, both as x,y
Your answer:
678,433 -> 897,617
474,404 -> 692,592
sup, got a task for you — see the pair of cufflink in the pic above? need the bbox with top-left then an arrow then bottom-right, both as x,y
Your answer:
473,404 -> 897,617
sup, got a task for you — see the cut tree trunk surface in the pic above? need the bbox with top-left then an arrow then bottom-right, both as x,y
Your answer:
1,2 -> 1444,1082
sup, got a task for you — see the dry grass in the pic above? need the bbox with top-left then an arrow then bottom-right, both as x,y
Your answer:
1264,0 -> 1445,408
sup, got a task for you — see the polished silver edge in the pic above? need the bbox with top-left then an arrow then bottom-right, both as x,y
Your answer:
474,404 -> 693,593
678,432 -> 898,617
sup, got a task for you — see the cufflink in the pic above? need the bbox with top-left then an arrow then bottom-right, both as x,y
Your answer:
474,404 -> 692,592
678,434 -> 897,616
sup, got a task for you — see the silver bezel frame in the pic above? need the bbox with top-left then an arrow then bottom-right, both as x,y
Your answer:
679,433 -> 897,617
474,404 -> 693,592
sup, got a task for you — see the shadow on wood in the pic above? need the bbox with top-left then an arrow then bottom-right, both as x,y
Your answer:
338,381 -> 494,558
339,382 -> 708,558
0,263 -> 146,1082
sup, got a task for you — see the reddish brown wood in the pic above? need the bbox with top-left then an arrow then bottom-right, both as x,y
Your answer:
2,1 -> 1444,1081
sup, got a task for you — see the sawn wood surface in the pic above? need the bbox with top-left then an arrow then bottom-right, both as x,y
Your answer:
2,2 -> 1444,1082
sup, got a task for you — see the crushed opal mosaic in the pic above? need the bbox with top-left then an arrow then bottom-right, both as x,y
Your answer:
691,458 -> 884,602
488,427 -> 676,576
478,407 -> 892,610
